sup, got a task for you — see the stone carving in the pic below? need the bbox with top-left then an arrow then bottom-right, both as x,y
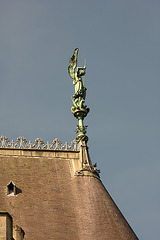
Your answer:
0,136 -> 77,151
68,48 -> 90,143
75,140 -> 100,178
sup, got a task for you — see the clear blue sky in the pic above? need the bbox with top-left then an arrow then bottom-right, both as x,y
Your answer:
0,1 -> 159,239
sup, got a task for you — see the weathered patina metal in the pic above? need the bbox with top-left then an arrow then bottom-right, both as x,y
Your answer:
68,48 -> 89,143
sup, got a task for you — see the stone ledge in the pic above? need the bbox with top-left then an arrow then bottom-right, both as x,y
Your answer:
0,148 -> 79,159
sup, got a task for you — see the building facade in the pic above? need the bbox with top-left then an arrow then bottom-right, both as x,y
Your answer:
0,137 -> 138,240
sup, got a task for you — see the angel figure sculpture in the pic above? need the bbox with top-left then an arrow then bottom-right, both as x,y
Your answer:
68,48 -> 89,143
68,48 -> 89,113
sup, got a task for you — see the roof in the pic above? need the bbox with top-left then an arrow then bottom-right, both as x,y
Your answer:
0,147 -> 138,239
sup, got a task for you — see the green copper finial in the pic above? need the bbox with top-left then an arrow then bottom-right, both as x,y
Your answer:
68,48 -> 90,143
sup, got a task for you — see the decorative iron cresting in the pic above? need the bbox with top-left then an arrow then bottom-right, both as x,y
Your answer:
0,136 -> 77,151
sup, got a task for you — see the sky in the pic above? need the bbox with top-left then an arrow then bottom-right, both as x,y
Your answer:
0,1 -> 159,239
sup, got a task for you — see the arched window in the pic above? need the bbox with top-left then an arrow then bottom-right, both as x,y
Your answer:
7,181 -> 16,196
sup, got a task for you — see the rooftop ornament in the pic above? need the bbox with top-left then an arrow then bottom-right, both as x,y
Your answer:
0,136 -> 77,151
68,48 -> 90,143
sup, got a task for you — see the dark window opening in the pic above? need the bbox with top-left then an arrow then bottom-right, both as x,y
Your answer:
7,181 -> 16,196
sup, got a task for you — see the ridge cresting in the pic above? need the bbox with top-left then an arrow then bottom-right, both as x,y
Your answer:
0,136 -> 77,151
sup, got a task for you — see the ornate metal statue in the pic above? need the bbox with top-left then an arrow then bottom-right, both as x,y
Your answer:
68,48 -> 90,143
